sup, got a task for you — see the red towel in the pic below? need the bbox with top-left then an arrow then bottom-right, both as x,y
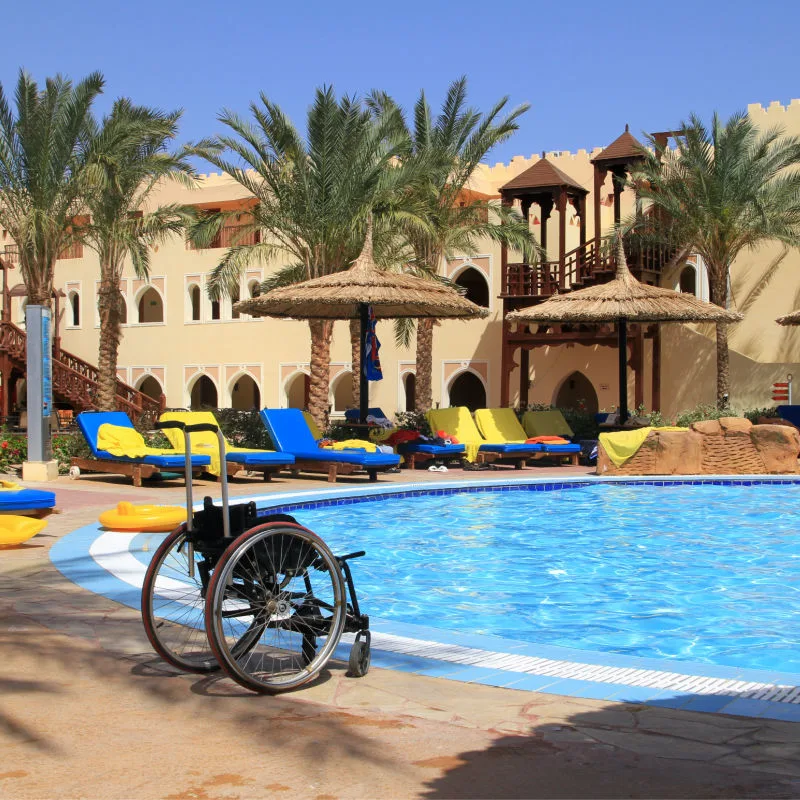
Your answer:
525,436 -> 570,444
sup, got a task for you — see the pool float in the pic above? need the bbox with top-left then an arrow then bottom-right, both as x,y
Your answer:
0,515 -> 47,547
99,501 -> 186,532
0,480 -> 56,514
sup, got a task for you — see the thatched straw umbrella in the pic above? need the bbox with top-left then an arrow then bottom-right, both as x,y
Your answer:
507,239 -> 743,424
235,220 -> 488,423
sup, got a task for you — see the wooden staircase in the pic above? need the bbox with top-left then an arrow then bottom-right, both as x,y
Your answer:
0,320 -> 162,420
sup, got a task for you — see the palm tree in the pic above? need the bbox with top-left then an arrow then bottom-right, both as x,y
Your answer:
630,112 -> 800,406
191,87 -> 412,428
0,70 -> 104,306
369,78 -> 538,412
81,99 -> 196,410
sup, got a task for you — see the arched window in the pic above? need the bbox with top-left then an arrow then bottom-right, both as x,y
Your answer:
454,267 -> 490,308
286,372 -> 310,410
248,280 -> 261,298
448,371 -> 486,412
403,373 -> 416,412
190,375 -> 218,410
189,285 -> 201,321
332,372 -> 354,413
137,287 -> 163,323
231,374 -> 260,410
118,292 -> 128,324
68,291 -> 80,326
231,287 -> 241,320
137,375 -> 163,402
211,299 -> 220,320
679,265 -> 697,296
555,371 -> 599,414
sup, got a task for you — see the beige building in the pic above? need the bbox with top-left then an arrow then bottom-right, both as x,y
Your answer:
43,98 -> 800,421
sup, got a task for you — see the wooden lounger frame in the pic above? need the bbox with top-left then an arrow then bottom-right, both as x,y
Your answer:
70,457 -> 204,488
287,459 -> 381,482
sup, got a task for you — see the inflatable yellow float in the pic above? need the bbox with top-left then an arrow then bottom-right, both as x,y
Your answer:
0,515 -> 47,547
99,501 -> 186,532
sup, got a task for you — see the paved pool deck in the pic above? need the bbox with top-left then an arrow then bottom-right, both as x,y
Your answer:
2,465 -> 800,799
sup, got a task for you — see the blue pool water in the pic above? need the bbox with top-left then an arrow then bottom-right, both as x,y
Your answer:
289,483 -> 800,673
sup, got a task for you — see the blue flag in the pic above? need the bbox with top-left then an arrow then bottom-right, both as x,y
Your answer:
363,306 -> 383,381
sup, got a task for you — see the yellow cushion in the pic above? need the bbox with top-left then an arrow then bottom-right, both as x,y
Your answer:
474,409 -> 527,444
427,407 -> 484,462
302,411 -> 324,441
522,410 -> 574,438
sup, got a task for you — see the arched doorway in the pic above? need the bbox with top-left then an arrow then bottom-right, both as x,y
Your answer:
403,373 -> 416,412
454,267 -> 490,308
190,375 -> 218,410
285,372 -> 310,410
68,291 -> 80,326
555,371 -> 599,413
137,288 -> 164,323
189,285 -> 201,321
137,375 -> 163,403
448,371 -> 486,411
332,372 -> 354,413
679,265 -> 697,295
231,374 -> 260,410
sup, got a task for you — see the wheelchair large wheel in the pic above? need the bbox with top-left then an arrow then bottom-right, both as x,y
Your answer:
141,526 -> 218,673
205,522 -> 347,694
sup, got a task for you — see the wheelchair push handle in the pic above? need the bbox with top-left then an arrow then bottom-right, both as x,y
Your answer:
185,422 -> 220,435
155,420 -> 186,431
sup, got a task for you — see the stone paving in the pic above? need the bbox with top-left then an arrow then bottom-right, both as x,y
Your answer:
2,466 -> 800,798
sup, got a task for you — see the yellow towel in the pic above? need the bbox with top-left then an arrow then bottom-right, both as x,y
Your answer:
522,410 -> 574,438
97,424 -> 173,458
322,439 -> 378,453
302,411 -> 324,441
599,426 -> 687,467
427,407 -> 484,463
159,411 -> 277,476
474,409 -> 527,444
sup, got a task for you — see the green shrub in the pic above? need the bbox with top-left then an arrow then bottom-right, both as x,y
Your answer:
742,406 -> 779,423
394,411 -> 432,437
673,403 -> 734,428
0,431 -> 26,474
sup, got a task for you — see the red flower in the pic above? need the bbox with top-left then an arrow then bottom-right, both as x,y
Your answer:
1,441 -> 7,449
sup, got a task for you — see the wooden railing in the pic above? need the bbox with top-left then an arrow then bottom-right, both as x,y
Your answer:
57,242 -> 83,260
502,235 -> 672,300
0,320 -> 162,418
187,225 -> 261,250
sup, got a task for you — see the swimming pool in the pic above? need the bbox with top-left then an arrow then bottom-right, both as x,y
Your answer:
280,482 -> 800,674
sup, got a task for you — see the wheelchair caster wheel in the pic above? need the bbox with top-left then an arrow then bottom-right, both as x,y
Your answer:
348,631 -> 370,678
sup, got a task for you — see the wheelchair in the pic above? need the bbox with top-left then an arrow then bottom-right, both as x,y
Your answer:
140,420 -> 371,693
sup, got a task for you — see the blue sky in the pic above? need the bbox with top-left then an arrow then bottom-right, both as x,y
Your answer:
3,0 -> 798,165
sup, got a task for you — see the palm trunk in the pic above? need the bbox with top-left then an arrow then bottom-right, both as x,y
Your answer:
96,268 -> 123,411
308,319 -> 333,431
350,317 -> 361,410
709,265 -> 730,408
414,318 -> 435,413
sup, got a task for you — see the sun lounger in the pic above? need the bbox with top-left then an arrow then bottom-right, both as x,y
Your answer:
427,407 -> 549,467
521,409 -> 575,440
0,480 -> 55,516
260,408 -> 400,482
475,408 -> 581,466
396,440 -> 466,470
158,411 -> 294,481
74,411 -> 211,487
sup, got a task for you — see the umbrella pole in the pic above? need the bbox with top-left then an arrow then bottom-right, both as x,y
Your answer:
618,318 -> 628,425
359,303 -> 369,425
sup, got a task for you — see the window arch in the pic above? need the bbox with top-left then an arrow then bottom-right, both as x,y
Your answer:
211,299 -> 220,320
331,371 -> 354,414
230,373 -> 260,410
136,374 -> 163,402
231,286 -> 241,320
554,371 -> 598,414
679,265 -> 697,296
284,371 -> 310,410
68,291 -> 80,326
189,374 -> 218,410
188,284 -> 201,321
402,372 -> 416,412
453,266 -> 490,308
137,287 -> 163,323
447,370 -> 486,412
118,292 -> 128,324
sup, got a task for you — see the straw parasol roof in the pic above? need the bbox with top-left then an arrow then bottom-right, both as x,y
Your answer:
776,310 -> 800,326
506,239 -> 743,325
234,222 -> 489,321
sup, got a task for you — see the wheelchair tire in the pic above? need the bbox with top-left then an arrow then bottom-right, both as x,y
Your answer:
205,521 -> 347,694
141,526 -> 219,672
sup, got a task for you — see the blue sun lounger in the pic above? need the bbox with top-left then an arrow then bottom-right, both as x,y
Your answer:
74,411 -> 211,487
260,408 -> 400,482
0,482 -> 56,515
